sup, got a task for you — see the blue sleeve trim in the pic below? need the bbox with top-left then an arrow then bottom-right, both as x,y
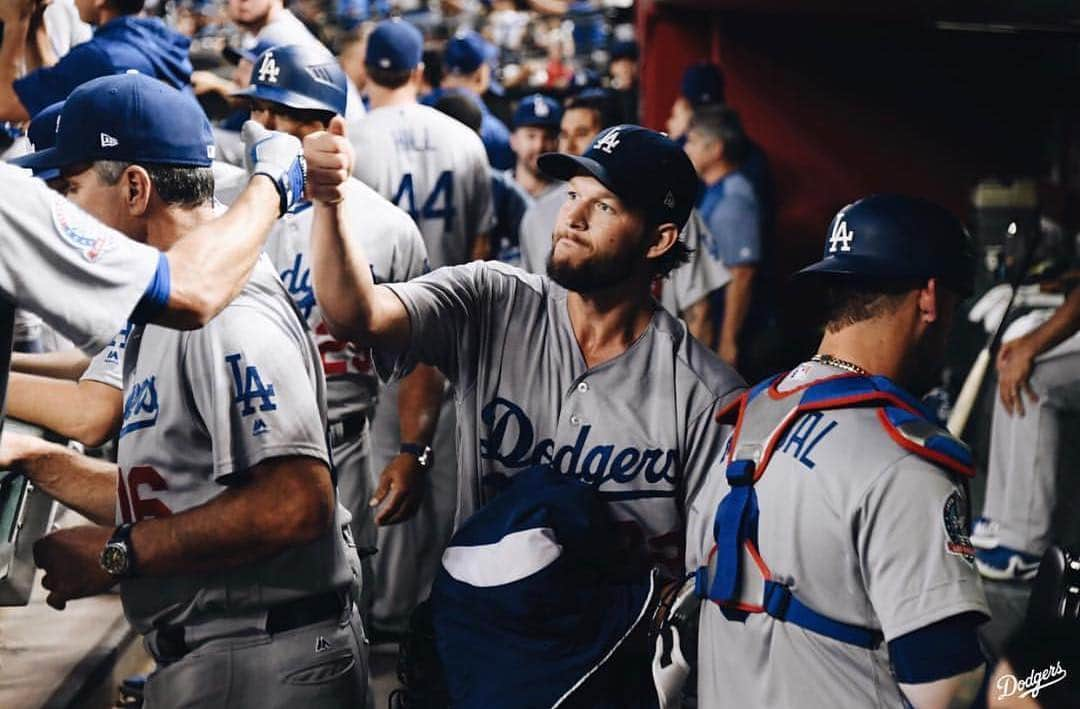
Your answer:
888,612 -> 987,683
130,252 -> 171,325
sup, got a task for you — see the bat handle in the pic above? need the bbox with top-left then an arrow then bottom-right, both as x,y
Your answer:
947,348 -> 992,437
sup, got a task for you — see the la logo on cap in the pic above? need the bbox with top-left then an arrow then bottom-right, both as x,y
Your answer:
664,191 -> 675,209
828,219 -> 855,253
533,95 -> 549,117
594,128 -> 621,154
100,133 -> 118,148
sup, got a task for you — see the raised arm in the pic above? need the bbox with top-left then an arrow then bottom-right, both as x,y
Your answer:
153,122 -> 308,329
307,117 -> 412,350
0,6 -> 33,123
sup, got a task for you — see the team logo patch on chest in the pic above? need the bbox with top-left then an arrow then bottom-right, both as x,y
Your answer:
51,193 -> 116,263
943,490 -> 976,562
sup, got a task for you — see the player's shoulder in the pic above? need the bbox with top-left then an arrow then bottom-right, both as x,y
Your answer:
465,259 -> 548,297
652,308 -> 747,403
344,177 -> 416,232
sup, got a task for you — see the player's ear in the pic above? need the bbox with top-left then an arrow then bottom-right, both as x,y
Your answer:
123,165 -> 153,218
917,278 -> 940,323
644,221 -> 680,261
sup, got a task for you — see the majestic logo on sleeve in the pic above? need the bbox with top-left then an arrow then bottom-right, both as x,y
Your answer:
120,376 -> 159,438
51,193 -> 116,263
478,397 -> 679,494
226,353 -> 277,416
828,219 -> 855,253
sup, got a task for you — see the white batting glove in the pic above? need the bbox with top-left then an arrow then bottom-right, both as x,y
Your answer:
652,624 -> 690,709
241,120 -> 306,216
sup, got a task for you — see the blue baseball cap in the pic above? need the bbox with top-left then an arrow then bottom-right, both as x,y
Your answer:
10,101 -> 65,180
444,31 -> 495,75
15,73 -> 215,173
233,44 -> 348,116
365,18 -> 423,71
681,62 -> 724,106
610,40 -> 638,62
512,94 -> 561,130
538,125 -> 699,230
569,68 -> 602,94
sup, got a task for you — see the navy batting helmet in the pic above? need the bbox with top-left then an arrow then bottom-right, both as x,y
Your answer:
233,44 -> 348,117
797,194 -> 975,295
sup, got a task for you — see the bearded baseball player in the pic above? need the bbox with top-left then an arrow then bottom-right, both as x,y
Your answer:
235,44 -> 439,624
0,74 -> 367,707
688,195 -> 989,708
306,122 -> 745,579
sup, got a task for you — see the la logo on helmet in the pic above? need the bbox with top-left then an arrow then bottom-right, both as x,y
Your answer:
258,53 -> 280,84
828,219 -> 855,253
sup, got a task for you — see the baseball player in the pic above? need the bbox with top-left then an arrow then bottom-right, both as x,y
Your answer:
683,104 -> 764,366
0,73 -> 367,707
507,92 -> 562,199
0,0 -> 193,122
308,122 -> 746,579
350,18 -> 493,268
424,30 -> 514,171
0,84 -> 305,431
233,44 -> 438,623
688,195 -> 989,708
346,17 -> 493,634
970,283 -> 1080,579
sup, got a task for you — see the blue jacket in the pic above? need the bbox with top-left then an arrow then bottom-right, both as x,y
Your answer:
15,17 -> 192,117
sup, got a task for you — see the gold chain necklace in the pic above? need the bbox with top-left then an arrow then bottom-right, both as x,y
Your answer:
810,353 -> 869,376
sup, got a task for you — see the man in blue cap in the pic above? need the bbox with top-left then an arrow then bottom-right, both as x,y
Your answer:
425,30 -> 514,171
1,72 -> 369,707
0,0 -> 192,122
307,121 -> 745,590
508,92 -> 562,198
666,62 -> 724,142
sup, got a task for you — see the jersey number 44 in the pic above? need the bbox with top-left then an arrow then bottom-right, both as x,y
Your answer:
393,171 -> 456,231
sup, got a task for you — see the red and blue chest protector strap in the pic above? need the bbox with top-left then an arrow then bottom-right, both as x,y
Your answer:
698,372 -> 974,649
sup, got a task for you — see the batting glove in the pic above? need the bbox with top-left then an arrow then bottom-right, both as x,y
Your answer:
241,120 -> 306,216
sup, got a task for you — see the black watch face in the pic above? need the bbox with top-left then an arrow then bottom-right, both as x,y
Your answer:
101,544 -> 128,576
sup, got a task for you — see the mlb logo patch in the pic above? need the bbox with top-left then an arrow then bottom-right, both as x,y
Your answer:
50,193 -> 116,263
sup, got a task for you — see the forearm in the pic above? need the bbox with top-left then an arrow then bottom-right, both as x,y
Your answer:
0,19 -> 31,122
721,267 -> 755,347
10,349 -> 89,379
398,364 -> 444,446
311,200 -> 408,347
470,231 -> 492,262
156,175 -> 280,329
7,374 -> 121,445
130,458 -> 334,577
1025,285 -> 1080,355
14,440 -> 117,524
683,296 -> 715,348
900,665 -> 984,709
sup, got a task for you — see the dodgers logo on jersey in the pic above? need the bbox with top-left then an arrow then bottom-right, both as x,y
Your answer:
594,128 -> 621,155
120,375 -> 159,438
226,353 -> 278,416
479,397 -> 680,494
104,322 -> 133,364
828,218 -> 855,253
51,193 -> 116,263
280,253 -> 316,319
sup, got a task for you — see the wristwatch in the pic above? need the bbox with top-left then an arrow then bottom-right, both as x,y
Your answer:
400,442 -> 433,470
100,523 -> 137,578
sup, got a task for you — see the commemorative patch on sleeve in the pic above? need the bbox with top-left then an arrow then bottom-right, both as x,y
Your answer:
51,192 -> 117,263
943,490 -> 976,562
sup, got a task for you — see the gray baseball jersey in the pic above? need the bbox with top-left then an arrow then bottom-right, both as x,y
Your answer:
687,362 -> 990,708
657,210 -> 731,316
350,103 -> 493,268
517,182 -> 565,275
377,261 -> 745,574
264,181 -> 428,421
80,322 -> 133,390
0,164 -> 161,355
115,256 -> 355,634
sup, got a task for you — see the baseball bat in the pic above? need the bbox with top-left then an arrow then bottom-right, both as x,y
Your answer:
947,224 -> 1039,437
